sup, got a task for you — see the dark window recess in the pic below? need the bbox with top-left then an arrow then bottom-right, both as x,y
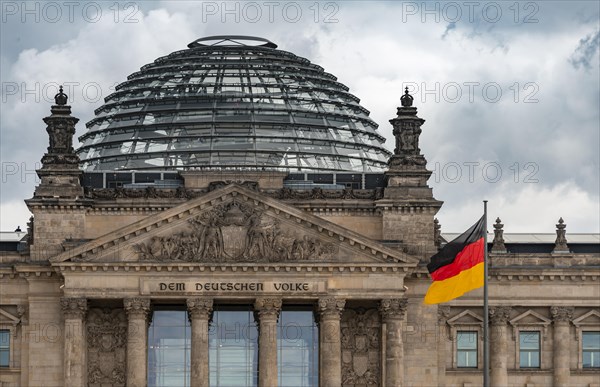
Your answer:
284,174 -> 305,181
106,173 -> 133,186
135,173 -> 162,183
82,173 -> 104,188
307,174 -> 333,184
336,173 -> 362,189
364,173 -> 385,189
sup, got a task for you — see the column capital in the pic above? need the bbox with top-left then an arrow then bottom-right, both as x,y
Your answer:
124,298 -> 151,319
318,297 -> 345,319
254,297 -> 282,320
60,297 -> 87,319
437,306 -> 451,324
551,306 -> 574,323
489,306 -> 512,325
379,298 -> 408,320
187,298 -> 213,320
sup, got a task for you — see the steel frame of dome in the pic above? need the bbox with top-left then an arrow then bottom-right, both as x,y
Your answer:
77,36 -> 392,172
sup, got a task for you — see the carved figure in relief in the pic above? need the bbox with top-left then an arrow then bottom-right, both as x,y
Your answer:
133,200 -> 338,263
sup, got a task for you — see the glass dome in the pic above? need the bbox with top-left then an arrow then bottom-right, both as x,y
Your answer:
77,36 -> 392,172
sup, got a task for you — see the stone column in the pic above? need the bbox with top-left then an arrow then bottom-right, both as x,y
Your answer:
489,306 -> 512,387
254,298 -> 282,387
318,297 -> 345,387
437,306 -> 451,387
379,298 -> 408,387
124,298 -> 151,387
187,298 -> 213,387
551,306 -> 573,387
60,297 -> 87,387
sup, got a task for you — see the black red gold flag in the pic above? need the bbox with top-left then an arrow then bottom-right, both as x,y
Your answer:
424,215 -> 486,304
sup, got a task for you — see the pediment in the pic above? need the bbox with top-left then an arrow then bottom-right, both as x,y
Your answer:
447,310 -> 484,326
509,310 -> 551,327
0,307 -> 20,325
51,184 -> 417,266
573,310 -> 600,327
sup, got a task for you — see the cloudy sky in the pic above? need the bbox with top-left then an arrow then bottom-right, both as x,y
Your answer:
1,1 -> 599,234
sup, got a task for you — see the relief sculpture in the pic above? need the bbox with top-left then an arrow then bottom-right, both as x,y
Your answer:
341,308 -> 381,386
87,308 -> 127,386
134,200 -> 337,262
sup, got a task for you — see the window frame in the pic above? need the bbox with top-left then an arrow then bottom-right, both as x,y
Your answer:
0,325 -> 16,369
572,310 -> 600,370
0,329 -> 10,368
518,330 -> 541,369
446,310 -> 484,370
508,309 -> 551,370
581,330 -> 600,369
455,330 -> 479,368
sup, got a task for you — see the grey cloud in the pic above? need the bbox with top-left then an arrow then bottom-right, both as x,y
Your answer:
569,30 -> 600,70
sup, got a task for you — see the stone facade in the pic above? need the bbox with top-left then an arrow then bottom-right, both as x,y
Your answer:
0,92 -> 598,387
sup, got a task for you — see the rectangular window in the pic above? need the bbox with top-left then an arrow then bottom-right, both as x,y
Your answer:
277,308 -> 319,387
209,307 -> 258,386
457,331 -> 477,368
519,331 -> 540,368
583,331 -> 600,368
148,310 -> 191,387
0,330 -> 9,367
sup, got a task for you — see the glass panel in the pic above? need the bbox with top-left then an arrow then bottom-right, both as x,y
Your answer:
583,332 -> 600,368
583,332 -> 600,349
209,307 -> 258,386
278,309 -> 319,387
519,332 -> 540,350
0,330 -> 8,367
148,310 -> 190,387
457,331 -> 477,368
457,331 -> 477,350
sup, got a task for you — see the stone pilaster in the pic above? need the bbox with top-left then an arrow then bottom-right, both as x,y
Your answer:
124,298 -> 151,387
254,298 -> 282,387
379,298 -> 408,387
60,297 -> 87,387
318,297 -> 345,387
187,298 -> 213,387
551,306 -> 573,386
437,306 -> 451,387
489,306 -> 512,387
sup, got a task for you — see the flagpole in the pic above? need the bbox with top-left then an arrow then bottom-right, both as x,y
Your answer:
483,200 -> 489,387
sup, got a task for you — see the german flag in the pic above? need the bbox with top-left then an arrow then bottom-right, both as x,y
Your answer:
424,215 -> 486,304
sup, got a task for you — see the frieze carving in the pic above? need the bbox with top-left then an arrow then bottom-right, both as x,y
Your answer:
186,298 -> 213,320
60,297 -> 88,319
379,298 -> 408,320
134,200 -> 337,263
268,187 -> 383,200
489,306 -> 512,325
551,306 -> 574,323
254,298 -> 282,320
85,186 -> 384,201
85,186 -> 206,200
123,298 -> 151,319
318,297 -> 346,319
341,308 -> 381,386
208,180 -> 258,191
87,308 -> 127,386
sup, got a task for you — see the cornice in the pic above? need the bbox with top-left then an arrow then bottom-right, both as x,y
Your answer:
52,262 -> 412,274
409,267 -> 600,282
